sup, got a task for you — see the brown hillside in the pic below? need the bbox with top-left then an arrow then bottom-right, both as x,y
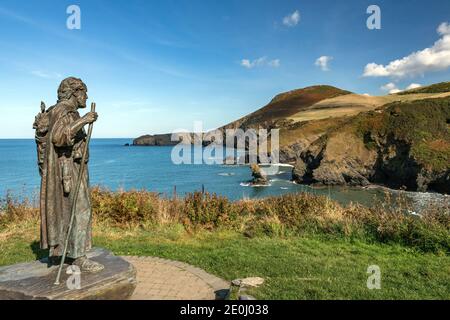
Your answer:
222,85 -> 352,130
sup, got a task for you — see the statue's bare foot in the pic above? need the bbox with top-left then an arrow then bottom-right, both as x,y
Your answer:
72,256 -> 104,273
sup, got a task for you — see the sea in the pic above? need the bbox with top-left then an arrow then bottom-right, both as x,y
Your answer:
0,139 -> 447,211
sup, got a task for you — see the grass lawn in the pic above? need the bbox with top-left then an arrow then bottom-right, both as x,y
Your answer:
1,221 -> 449,300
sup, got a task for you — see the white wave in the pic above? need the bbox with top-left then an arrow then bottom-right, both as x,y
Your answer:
270,163 -> 294,168
240,182 -> 271,187
218,173 -> 236,176
259,164 -> 293,176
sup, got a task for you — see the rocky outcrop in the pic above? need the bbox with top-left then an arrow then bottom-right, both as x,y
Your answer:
292,132 -> 376,186
369,134 -> 450,193
250,164 -> 269,186
279,142 -> 305,163
293,136 -> 450,193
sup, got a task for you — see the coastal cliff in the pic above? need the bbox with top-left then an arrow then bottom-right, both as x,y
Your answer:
134,82 -> 450,193
290,97 -> 450,193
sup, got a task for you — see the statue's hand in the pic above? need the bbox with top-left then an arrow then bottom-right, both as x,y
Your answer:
83,112 -> 98,124
70,112 -> 98,138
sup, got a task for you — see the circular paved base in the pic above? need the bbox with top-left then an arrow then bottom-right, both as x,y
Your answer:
123,257 -> 229,300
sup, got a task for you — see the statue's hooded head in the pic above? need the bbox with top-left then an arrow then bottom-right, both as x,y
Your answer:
57,77 -> 88,108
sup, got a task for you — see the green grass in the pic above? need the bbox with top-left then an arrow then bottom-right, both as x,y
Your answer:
1,190 -> 448,299
1,224 -> 449,300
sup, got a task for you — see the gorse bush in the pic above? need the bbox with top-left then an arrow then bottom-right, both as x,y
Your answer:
1,188 -> 448,253
91,188 -> 161,226
184,192 -> 235,228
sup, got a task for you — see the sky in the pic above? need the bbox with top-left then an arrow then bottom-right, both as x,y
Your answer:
0,0 -> 449,138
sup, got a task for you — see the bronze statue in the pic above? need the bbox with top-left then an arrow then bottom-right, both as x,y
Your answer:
33,77 -> 103,273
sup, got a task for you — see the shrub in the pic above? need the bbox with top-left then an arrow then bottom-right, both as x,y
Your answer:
2,188 -> 449,253
91,187 -> 161,226
0,192 -> 38,228
183,192 -> 237,228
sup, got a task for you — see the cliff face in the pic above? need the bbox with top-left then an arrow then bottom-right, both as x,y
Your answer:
292,97 -> 450,193
292,131 -> 377,187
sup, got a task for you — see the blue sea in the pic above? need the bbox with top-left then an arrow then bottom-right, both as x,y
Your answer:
0,139 -> 445,209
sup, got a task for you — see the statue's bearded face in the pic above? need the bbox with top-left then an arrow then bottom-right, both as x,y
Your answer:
75,89 -> 88,108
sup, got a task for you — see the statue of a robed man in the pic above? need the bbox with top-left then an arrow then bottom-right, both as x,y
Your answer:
33,77 -> 103,272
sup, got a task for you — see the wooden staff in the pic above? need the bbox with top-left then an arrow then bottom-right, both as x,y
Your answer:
54,102 -> 96,285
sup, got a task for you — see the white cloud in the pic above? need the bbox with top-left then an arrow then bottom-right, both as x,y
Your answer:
315,56 -> 333,71
380,82 -> 423,94
241,59 -> 253,68
241,57 -> 266,69
406,83 -> 422,90
268,59 -> 280,67
380,82 -> 397,91
241,57 -> 280,69
282,10 -> 300,27
31,70 -> 62,79
380,82 -> 401,94
437,22 -> 450,36
363,22 -> 450,78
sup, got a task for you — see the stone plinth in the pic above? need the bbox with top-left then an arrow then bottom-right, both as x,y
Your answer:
0,248 -> 136,300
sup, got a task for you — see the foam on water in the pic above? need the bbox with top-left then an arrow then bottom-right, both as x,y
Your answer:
240,182 -> 272,187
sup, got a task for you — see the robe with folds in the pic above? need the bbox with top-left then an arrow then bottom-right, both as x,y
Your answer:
39,101 -> 92,259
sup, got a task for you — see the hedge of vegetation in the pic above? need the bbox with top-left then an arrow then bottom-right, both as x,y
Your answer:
2,188 -> 448,253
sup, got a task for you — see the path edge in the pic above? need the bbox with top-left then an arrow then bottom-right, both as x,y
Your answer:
123,256 -> 230,300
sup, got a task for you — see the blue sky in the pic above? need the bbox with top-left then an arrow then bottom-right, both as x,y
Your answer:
0,0 -> 449,138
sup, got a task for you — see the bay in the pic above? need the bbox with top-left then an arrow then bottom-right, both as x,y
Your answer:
0,139 -> 446,211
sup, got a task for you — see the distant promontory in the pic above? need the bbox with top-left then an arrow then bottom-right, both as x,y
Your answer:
133,134 -> 177,146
